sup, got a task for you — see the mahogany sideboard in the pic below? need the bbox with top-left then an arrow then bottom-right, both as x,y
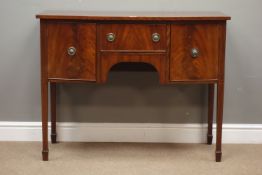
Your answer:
36,11 -> 231,162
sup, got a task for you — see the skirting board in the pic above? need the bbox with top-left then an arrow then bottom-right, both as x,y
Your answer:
0,122 -> 262,143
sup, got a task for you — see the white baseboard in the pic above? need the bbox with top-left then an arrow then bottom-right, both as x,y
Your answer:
0,122 -> 262,143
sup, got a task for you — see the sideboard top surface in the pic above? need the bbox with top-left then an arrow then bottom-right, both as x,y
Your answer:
36,11 -> 231,21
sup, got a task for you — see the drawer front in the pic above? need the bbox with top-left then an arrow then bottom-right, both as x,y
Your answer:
47,23 -> 96,80
99,24 -> 167,51
170,24 -> 219,81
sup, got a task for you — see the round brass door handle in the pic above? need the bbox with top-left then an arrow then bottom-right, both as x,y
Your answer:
152,33 -> 160,42
191,48 -> 199,58
67,46 -> 76,56
106,33 -> 116,42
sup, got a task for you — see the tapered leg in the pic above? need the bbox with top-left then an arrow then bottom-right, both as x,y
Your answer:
207,84 -> 215,145
41,79 -> 49,161
216,81 -> 224,162
40,21 -> 49,161
51,82 -> 57,144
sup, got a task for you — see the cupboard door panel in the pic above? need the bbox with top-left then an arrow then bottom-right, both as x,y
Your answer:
170,24 -> 219,81
47,23 -> 96,81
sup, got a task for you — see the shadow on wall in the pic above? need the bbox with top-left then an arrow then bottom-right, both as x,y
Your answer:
57,71 -> 208,123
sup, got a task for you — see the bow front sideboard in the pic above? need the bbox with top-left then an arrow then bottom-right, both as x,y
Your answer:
36,11 -> 230,162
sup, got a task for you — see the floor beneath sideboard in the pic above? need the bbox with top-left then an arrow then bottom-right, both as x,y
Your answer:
0,142 -> 261,175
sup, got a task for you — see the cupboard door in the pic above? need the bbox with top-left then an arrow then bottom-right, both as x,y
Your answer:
170,24 -> 219,81
47,23 -> 96,81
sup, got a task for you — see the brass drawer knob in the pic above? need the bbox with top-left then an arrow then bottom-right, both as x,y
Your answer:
152,33 -> 160,42
191,48 -> 199,58
106,33 -> 116,42
67,46 -> 76,56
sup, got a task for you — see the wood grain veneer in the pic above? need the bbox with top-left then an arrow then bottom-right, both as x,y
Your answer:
37,11 -> 230,162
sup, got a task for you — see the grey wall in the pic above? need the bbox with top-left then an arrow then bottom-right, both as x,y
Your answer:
0,0 -> 262,124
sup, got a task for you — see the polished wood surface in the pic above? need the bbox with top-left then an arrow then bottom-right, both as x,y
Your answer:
37,11 -> 230,162
99,24 -> 167,52
170,23 -> 219,81
50,82 -> 57,144
47,23 -> 96,81
216,22 -> 227,162
207,84 -> 215,145
40,21 -> 49,161
36,11 -> 231,21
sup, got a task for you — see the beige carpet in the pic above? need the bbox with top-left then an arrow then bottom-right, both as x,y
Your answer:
0,142 -> 262,175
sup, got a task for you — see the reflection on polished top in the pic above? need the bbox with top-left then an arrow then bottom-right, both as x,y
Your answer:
36,11 -> 231,21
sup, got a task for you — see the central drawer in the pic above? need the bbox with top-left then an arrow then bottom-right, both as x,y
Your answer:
99,24 -> 167,52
